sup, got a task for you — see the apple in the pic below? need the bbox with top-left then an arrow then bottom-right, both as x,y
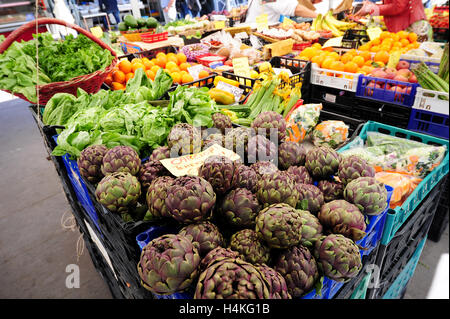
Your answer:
409,74 -> 418,83
372,69 -> 388,79
384,67 -> 397,80
397,68 -> 412,79
396,60 -> 410,70
370,68 -> 381,76
394,74 -> 409,83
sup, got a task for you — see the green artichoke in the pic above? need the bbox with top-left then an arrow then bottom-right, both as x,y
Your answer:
251,111 -> 287,142
295,184 -> 324,214
256,264 -> 292,299
137,234 -> 201,295
202,133 -> 225,150
101,145 -> 141,176
318,200 -> 367,241
255,203 -> 303,249
212,113 -> 233,134
235,164 -> 258,193
317,180 -> 344,202
274,245 -> 319,298
286,165 -> 313,184
95,172 -> 141,213
251,161 -> 278,177
256,171 -> 299,208
165,176 -> 216,223
198,155 -> 238,195
218,188 -> 261,228
138,160 -> 169,191
314,234 -> 362,282
278,141 -> 306,170
247,135 -> 278,164
146,176 -> 175,219
77,145 -> 108,183
344,177 -> 388,215
149,146 -> 170,162
298,210 -> 323,248
199,247 -> 239,273
194,257 -> 270,299
229,229 -> 271,265
305,146 -> 340,179
179,221 -> 224,257
167,123 -> 202,156
338,155 -> 375,185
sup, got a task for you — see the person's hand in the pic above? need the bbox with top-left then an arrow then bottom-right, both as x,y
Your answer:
354,1 -> 379,17
163,7 -> 169,12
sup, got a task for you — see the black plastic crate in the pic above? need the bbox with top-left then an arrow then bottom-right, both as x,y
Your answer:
428,175 -> 449,242
433,28 -> 449,42
343,29 -> 369,47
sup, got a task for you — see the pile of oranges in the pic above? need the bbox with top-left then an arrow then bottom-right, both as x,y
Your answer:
105,51 -> 210,90
358,31 -> 420,55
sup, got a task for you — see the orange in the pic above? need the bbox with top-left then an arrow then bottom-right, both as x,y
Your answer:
111,82 -> 125,91
360,51 -> 372,62
181,73 -> 194,84
156,52 -> 166,59
412,41 -> 420,49
397,30 -> 409,40
374,50 -> 389,64
156,55 -> 167,68
340,53 -> 354,64
104,74 -> 113,86
347,49 -> 358,57
408,32 -> 418,43
311,42 -> 322,50
118,60 -> 132,74
361,65 -> 374,74
167,55 -> 178,65
171,72 -> 181,84
143,59 -> 153,70
380,44 -> 392,52
370,45 -> 381,53
131,58 -> 142,65
150,65 -> 161,74
330,61 -> 345,72
179,62 -> 191,72
352,56 -> 365,68
125,72 -> 134,82
373,61 -> 385,68
198,70 -> 209,79
328,52 -> 340,61
301,47 -> 319,60
165,61 -> 178,71
180,70 -> 188,76
151,58 -> 157,65
359,44 -> 370,51
166,52 -> 176,59
170,66 -> 181,73
131,63 -> 145,73
380,31 -> 391,40
112,70 -> 126,84
146,70 -> 155,80
311,55 -> 325,67
321,57 -> 335,70
299,55 -> 310,61
391,33 -> 400,42
364,60 -> 373,66
176,53 -> 187,64
371,38 -> 381,46
400,38 -> 410,47
344,61 -> 358,73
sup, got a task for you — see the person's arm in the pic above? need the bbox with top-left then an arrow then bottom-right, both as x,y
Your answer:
294,4 -> 319,18
164,0 -> 175,11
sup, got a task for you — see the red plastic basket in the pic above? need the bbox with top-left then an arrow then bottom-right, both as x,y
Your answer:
140,31 -> 169,44
195,53 -> 227,67
0,18 -> 118,105
293,41 -> 312,52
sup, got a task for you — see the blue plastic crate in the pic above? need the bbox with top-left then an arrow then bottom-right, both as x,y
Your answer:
356,75 -> 419,107
382,236 -> 427,299
400,58 -> 440,74
338,121 -> 449,245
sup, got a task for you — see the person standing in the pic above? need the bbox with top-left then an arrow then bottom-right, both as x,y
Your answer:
161,0 -> 177,23
187,0 -> 202,17
200,0 -> 214,16
176,0 -> 192,19
99,0 -> 121,29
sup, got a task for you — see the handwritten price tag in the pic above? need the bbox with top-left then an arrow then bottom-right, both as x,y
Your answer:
90,26 -> 103,38
232,57 -> 251,78
256,14 -> 268,32
214,20 -> 226,29
366,27 -> 382,41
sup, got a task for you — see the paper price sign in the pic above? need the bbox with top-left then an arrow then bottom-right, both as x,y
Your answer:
322,36 -> 343,48
187,64 -> 206,80
282,17 -> 295,27
214,20 -> 226,29
216,81 -> 244,102
90,26 -> 103,38
256,14 -> 268,32
232,57 -> 251,79
273,68 -> 293,77
366,27 -> 382,41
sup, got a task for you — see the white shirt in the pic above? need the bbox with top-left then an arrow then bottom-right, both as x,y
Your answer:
245,0 -> 299,26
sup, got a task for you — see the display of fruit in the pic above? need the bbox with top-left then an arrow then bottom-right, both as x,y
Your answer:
234,164 -> 258,193
251,111 -> 287,142
251,161 -> 279,177
317,180 -> 344,202
256,171 -> 299,208
257,264 -> 292,299
138,160 -> 169,190
77,144 -> 108,183
101,145 -> 141,176
255,203 -> 303,249
318,200 -> 367,241
95,172 -> 141,213
194,257 -> 270,299
198,155 -> 238,195
344,177 -> 388,216
229,229 -> 271,265
202,133 -> 224,150
338,155 -> 376,186
218,188 -> 261,228
179,221 -> 224,257
212,113 -> 233,134
137,234 -> 201,295
149,146 -> 170,162
313,234 -> 362,282
247,135 -> 278,164
298,210 -> 323,248
274,245 -> 320,298
198,247 -> 239,273
278,141 -> 306,170
295,183 -> 324,214
286,165 -> 313,184
165,176 -> 216,223
167,123 -> 202,156
146,176 -> 175,219
305,146 -> 340,179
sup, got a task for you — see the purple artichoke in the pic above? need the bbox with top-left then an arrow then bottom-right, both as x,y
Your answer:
250,161 -> 279,177
218,188 -> 261,228
167,123 -> 202,156
305,146 -> 340,179
256,171 -> 299,208
338,155 -> 375,185
278,141 -> 306,170
149,146 -> 170,162
146,176 -> 175,219
229,229 -> 271,265
286,166 -> 313,184
179,221 -> 224,257
247,135 -> 278,164
235,164 -> 258,193
298,210 -> 323,248
295,184 -> 324,214
257,264 -> 292,299
138,160 -> 169,190
77,145 -> 108,183
101,145 -> 141,176
202,133 -> 225,150
212,113 -> 233,134
344,177 -> 388,216
251,111 -> 287,142
317,180 -> 344,202
199,247 -> 239,273
198,155 -> 238,195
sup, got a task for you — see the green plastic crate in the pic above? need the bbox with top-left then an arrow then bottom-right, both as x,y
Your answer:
350,272 -> 371,299
338,121 -> 449,245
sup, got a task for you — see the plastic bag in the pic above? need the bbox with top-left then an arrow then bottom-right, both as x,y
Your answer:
311,120 -> 349,149
375,172 -> 422,208
285,103 -> 322,143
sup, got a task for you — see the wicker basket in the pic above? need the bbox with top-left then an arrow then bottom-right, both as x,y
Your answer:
0,18 -> 118,105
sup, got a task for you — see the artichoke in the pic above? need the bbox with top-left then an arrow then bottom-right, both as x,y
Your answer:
101,145 -> 141,176
344,177 -> 388,216
229,229 -> 271,265
165,176 -> 216,223
338,155 -> 375,185
137,234 -> 201,295
167,123 -> 202,156
313,234 -> 362,282
305,146 -> 340,179
247,135 -> 277,164
138,160 -> 169,190
212,113 -> 233,134
278,141 -> 306,170
77,145 -> 108,183
199,247 -> 239,273
198,155 -> 238,195
251,111 -> 287,142
149,146 -> 170,162
146,176 -> 175,219
318,200 -> 367,241
194,257 -> 270,299
257,264 -> 291,299
274,245 -> 319,298
317,180 -> 344,202
256,171 -> 299,208
179,221 -> 224,257
224,127 -> 253,160
295,184 -> 324,214
202,133 -> 225,150
95,172 -> 141,213
235,164 -> 258,193
298,210 -> 323,248
250,161 -> 278,178
286,165 -> 313,184
255,203 -> 303,249
218,188 -> 261,228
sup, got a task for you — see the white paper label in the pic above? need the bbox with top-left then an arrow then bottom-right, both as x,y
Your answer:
216,81 -> 244,102
324,93 -> 336,103
413,89 -> 449,115
273,68 -> 293,77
